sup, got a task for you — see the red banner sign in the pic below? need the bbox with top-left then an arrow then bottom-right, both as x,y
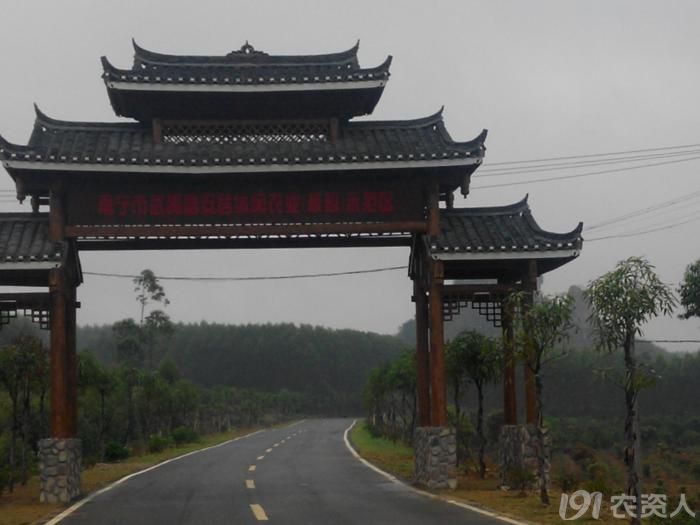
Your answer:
65,179 -> 425,226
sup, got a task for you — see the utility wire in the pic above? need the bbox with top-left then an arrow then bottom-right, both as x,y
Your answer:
483,143 -> 700,166
479,149 -> 700,176
83,265 -> 407,282
639,339 -> 700,344
471,155 -> 700,190
586,212 -> 700,242
585,189 -> 700,232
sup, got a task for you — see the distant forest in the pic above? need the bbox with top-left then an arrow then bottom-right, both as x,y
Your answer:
77,322 -> 406,415
395,285 -> 700,421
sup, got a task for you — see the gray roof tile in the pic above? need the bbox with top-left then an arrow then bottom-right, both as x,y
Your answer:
0,214 -> 62,264
433,196 -> 583,255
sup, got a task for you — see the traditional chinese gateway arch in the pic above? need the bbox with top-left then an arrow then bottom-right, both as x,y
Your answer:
0,41 -> 583,501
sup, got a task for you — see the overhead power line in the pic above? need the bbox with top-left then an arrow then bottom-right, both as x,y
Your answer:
586,212 -> 700,242
472,154 -> 700,190
483,143 -> 700,167
639,339 -> 700,344
585,189 -> 700,232
83,265 -> 407,282
479,148 -> 700,176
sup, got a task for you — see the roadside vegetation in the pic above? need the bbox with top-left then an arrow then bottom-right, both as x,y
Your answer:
0,425 -> 264,525
366,256 -> 700,524
0,269 -> 404,499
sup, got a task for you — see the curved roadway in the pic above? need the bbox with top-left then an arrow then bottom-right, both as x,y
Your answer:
58,418 -> 506,525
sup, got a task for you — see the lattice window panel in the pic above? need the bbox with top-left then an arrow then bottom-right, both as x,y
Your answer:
442,293 -> 505,327
471,298 -> 503,328
443,297 -> 471,323
0,308 -> 17,326
23,309 -> 50,330
163,121 -> 329,145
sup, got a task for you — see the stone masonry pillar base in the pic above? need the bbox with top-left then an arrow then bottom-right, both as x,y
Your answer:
414,426 -> 457,489
38,438 -> 81,503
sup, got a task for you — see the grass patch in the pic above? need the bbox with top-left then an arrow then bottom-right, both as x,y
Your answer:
0,425 -> 264,525
349,420 -> 626,525
349,421 -> 414,480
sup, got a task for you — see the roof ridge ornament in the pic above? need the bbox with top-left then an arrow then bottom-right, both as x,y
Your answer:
227,41 -> 268,59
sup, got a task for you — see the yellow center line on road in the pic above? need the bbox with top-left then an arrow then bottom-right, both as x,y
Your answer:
245,479 -> 255,489
250,503 -> 269,521
249,465 -> 256,472
257,455 -> 265,460
265,448 -> 273,453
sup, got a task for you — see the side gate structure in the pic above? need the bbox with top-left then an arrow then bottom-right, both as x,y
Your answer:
0,41 -> 582,501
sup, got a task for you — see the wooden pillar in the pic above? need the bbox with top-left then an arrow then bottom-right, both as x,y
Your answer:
49,186 -> 65,242
49,268 -> 72,438
48,187 -> 78,438
429,260 -> 447,427
523,260 -> 538,425
65,285 -> 78,437
414,279 -> 431,427
501,298 -> 518,425
427,184 -> 440,237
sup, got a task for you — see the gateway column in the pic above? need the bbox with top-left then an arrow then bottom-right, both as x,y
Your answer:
39,188 -> 81,503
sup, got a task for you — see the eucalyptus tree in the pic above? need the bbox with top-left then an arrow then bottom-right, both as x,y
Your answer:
586,256 -> 676,525
0,335 -> 45,490
133,269 -> 170,324
447,331 -> 500,478
679,259 -> 700,321
510,292 -> 575,504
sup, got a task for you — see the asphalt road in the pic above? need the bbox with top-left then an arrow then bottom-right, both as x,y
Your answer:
59,418 -> 506,525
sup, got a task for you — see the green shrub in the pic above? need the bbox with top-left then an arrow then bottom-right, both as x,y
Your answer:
570,443 -> 596,466
585,462 -> 612,495
504,466 -> 536,496
448,407 -> 474,467
148,435 -> 171,453
171,426 -> 199,446
552,455 -> 582,492
103,442 -> 129,462
691,463 -> 700,481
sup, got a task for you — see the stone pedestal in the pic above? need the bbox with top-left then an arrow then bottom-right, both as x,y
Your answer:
38,438 -> 82,503
414,426 -> 457,489
498,424 -> 549,490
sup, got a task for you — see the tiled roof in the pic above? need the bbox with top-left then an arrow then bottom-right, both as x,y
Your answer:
102,41 -> 391,88
133,40 -> 361,66
0,214 -> 62,264
431,196 -> 583,257
0,107 -> 486,173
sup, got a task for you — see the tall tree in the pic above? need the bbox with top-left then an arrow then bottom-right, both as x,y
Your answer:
679,259 -> 700,321
0,336 -> 45,491
586,256 -> 675,525
446,331 -> 500,478
511,292 -> 574,504
133,269 -> 169,324
112,318 -> 145,368
143,309 -> 174,370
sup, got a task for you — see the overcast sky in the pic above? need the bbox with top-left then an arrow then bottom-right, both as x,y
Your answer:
0,1 -> 698,350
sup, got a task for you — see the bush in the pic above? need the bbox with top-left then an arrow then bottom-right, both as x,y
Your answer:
448,407 -> 474,467
691,463 -> 700,481
570,443 -> 596,466
585,462 -> 611,495
552,455 -> 582,492
104,442 -> 129,462
504,466 -> 536,496
148,435 -> 171,453
171,426 -> 199,446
